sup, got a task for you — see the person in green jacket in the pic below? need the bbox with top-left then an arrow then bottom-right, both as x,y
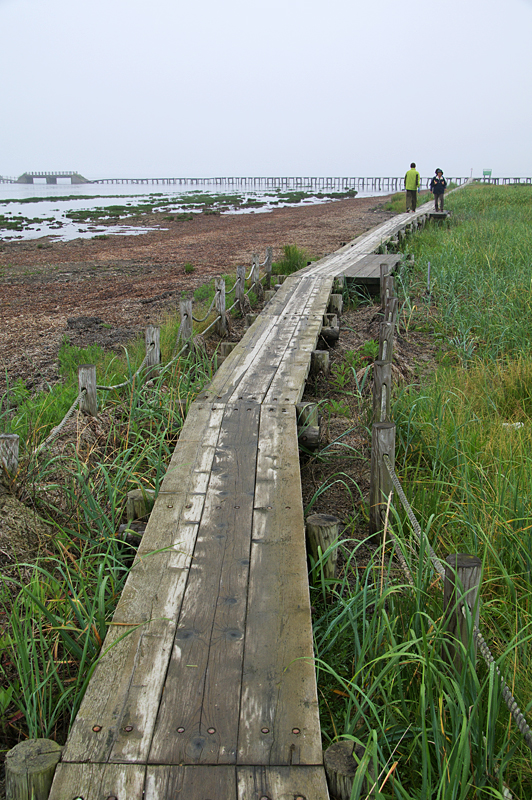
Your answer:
404,162 -> 421,212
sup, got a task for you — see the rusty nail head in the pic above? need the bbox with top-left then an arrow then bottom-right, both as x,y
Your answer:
167,503 -> 173,508
106,796 -> 118,800
185,503 -> 192,509
261,727 -> 269,734
177,726 -> 185,733
124,725 -> 133,732
92,725 -> 102,732
207,727 -> 216,734
234,505 -> 240,509
292,727 -> 301,734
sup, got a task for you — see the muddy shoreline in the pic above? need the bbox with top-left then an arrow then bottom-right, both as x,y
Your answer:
0,195 -> 395,394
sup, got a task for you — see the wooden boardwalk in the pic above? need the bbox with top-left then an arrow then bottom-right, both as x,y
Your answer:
49,205 -> 433,800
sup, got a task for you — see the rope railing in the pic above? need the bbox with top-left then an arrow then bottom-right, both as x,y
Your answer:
381,453 -> 532,759
96,343 -> 155,391
191,290 -> 219,323
33,388 -> 87,456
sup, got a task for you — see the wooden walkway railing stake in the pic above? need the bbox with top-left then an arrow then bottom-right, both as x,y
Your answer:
180,298 -> 193,351
145,325 -> 161,379
369,422 -> 396,537
443,554 -> 482,672
373,360 -> 391,423
215,277 -> 227,336
78,365 -> 97,416
379,321 -> 394,362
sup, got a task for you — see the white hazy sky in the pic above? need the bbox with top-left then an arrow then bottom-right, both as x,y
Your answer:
1,0 -> 531,179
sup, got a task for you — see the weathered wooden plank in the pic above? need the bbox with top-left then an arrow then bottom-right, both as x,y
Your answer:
264,314 -> 325,405
146,765 -> 237,798
62,407 -> 225,764
237,766 -> 330,799
49,763 -> 146,800
238,406 -> 322,766
150,404 -> 261,765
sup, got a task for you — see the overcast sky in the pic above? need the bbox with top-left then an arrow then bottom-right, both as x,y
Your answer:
1,0 -> 531,179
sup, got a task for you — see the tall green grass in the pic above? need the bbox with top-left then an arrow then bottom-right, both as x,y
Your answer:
313,185 -> 532,797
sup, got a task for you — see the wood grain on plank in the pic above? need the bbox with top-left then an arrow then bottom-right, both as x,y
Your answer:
150,404 -> 261,765
62,407 -> 225,764
238,406 -> 322,766
237,765 -> 330,799
49,763 -> 146,800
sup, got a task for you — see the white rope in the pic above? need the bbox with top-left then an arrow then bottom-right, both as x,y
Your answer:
97,343 -> 154,391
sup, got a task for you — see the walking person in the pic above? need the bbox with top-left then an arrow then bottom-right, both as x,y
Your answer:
404,162 -> 421,212
430,168 -> 447,212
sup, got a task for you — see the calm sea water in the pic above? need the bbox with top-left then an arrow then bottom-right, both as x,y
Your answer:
0,181 -> 389,243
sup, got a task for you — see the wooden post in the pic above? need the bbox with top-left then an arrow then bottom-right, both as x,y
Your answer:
369,422 -> 395,537
323,313 -> 338,328
180,298 -> 193,342
328,294 -> 343,315
264,289 -> 276,303
235,265 -> 245,307
385,296 -> 398,327
324,741 -> 376,800
333,275 -> 345,293
263,246 -> 273,290
127,488 -> 156,521
215,277 -> 227,336
5,738 -> 62,800
78,365 -> 97,417
379,321 -> 394,362
372,360 -> 392,423
320,325 -> 340,347
306,513 -> 340,580
310,349 -> 329,376
443,554 -> 482,672
245,313 -> 257,328
296,402 -> 320,450
145,325 -> 160,379
0,434 -> 19,478
379,261 -> 390,296
251,253 -> 262,298
381,275 -> 395,310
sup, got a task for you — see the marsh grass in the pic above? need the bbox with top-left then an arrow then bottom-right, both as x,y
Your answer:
0,350 -> 214,745
309,185 -> 532,797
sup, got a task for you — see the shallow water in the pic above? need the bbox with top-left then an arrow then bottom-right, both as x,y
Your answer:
0,181 -> 389,242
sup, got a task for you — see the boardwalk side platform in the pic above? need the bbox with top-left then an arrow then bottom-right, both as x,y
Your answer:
49,203 -> 436,799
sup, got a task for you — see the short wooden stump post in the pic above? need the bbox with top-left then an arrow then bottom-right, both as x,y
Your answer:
296,402 -> 320,451
78,365 -> 97,417
324,740 -> 376,799
328,293 -> 343,315
443,553 -> 482,672
5,738 -> 62,800
0,433 -> 19,488
310,349 -> 329,376
306,513 -> 340,580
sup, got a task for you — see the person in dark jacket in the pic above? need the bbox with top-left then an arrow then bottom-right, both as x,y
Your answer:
430,169 -> 447,211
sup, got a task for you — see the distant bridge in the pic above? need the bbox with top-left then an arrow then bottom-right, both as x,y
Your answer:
15,171 -> 91,185
3,173 -> 532,190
